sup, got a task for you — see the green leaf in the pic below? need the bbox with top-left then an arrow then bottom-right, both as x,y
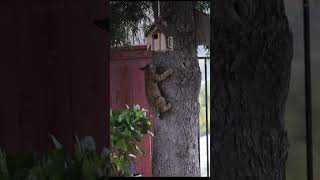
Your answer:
6,152 -> 35,177
82,158 -> 95,180
29,165 -> 46,180
113,158 -> 121,172
135,145 -> 145,156
131,130 -> 140,140
46,149 -> 65,179
121,130 -> 132,137
117,140 -> 127,151
0,175 -> 10,180
118,114 -> 124,123
140,128 -> 148,134
50,134 -> 63,150
125,115 -> 131,125
135,111 -> 143,118
129,125 -> 135,131
74,144 -> 83,162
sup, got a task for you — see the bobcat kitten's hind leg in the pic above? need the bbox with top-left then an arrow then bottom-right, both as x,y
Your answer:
152,107 -> 160,119
156,97 -> 171,113
160,103 -> 171,113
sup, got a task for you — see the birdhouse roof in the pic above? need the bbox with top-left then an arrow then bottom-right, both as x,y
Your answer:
195,10 -> 209,16
144,12 -> 209,37
145,23 -> 167,37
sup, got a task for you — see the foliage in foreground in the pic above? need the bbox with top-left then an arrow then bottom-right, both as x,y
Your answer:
0,105 -> 153,179
110,105 -> 153,176
0,136 -> 114,180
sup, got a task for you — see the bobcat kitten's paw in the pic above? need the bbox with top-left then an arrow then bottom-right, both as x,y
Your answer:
160,103 -> 171,113
167,103 -> 171,110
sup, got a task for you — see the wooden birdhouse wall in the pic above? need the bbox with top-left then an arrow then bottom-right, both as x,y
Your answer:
153,32 -> 160,51
147,36 -> 152,51
160,33 -> 166,51
145,22 -> 173,52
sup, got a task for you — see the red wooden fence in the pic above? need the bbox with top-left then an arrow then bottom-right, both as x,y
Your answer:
110,45 -> 154,176
0,0 -> 107,154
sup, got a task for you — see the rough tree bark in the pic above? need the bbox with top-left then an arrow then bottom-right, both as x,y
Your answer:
151,1 -> 201,177
212,0 -> 293,180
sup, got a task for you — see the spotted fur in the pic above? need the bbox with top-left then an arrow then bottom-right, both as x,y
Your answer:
140,64 -> 173,118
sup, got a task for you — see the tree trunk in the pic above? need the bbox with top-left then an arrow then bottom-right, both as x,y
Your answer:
151,2 -> 201,177
212,0 -> 293,180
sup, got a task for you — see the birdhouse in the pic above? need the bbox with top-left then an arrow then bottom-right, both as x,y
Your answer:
145,22 -> 173,52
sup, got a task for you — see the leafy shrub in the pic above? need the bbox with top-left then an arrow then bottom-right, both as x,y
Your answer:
0,104 -> 153,179
0,136 -> 114,180
110,105 -> 153,176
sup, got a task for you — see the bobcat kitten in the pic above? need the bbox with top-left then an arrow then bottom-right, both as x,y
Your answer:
139,64 -> 174,118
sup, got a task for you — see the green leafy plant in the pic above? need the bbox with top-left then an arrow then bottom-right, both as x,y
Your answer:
65,136 -> 114,180
110,104 -> 153,176
0,136 -> 114,180
0,149 -> 9,180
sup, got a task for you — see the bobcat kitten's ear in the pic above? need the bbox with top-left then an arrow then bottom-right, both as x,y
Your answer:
140,64 -> 152,71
